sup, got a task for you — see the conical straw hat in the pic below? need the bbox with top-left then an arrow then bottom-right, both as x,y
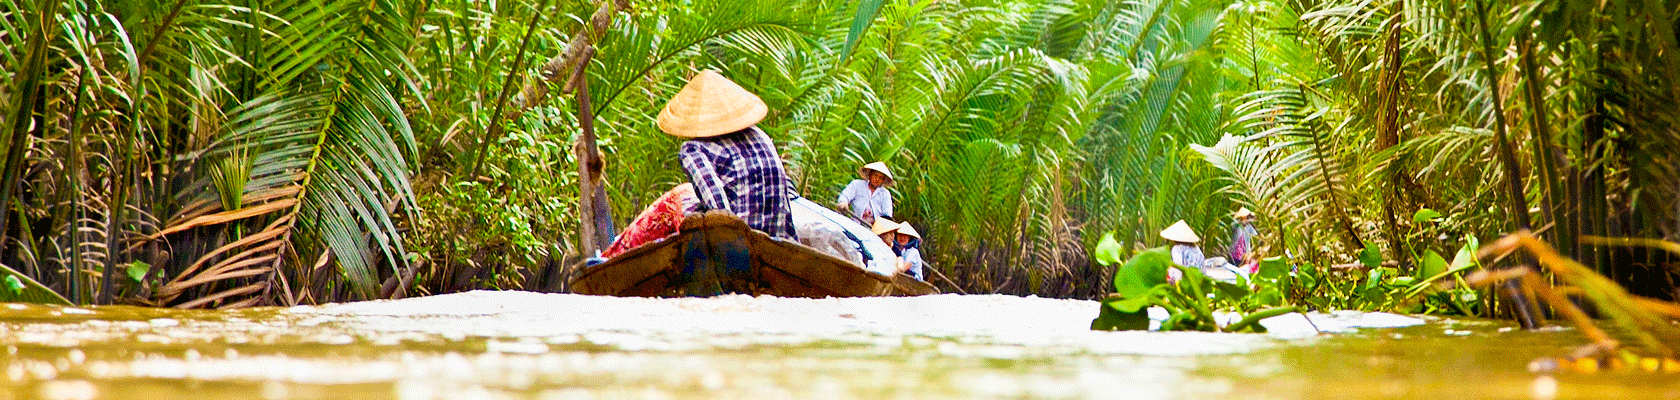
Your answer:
859,162 -> 895,182
1234,207 -> 1254,219
871,219 -> 901,236
1160,220 -> 1200,243
657,70 -> 768,138
896,223 -> 921,239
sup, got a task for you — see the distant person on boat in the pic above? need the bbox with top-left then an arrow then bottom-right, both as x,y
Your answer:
1161,219 -> 1244,284
872,219 -> 901,248
660,70 -> 797,240
870,219 -> 927,279
836,162 -> 895,226
871,219 -> 908,272
895,222 -> 927,281
1229,207 -> 1260,273
1161,220 -> 1203,283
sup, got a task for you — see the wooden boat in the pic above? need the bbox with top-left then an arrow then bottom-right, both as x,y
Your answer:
570,210 -> 938,297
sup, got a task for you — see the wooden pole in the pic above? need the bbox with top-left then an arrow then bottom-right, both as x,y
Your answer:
573,71 -> 615,256
466,0 -> 626,256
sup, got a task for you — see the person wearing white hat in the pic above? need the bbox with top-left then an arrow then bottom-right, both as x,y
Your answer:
1161,220 -> 1203,283
1229,207 -> 1260,271
871,219 -> 901,246
894,222 -> 927,281
1161,219 -> 1248,284
868,219 -> 914,274
836,161 -> 895,226
659,70 -> 796,240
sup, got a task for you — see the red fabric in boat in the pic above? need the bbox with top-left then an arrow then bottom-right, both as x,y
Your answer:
602,184 -> 694,258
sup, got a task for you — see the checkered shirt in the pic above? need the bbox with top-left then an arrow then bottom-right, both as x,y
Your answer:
678,127 -> 798,240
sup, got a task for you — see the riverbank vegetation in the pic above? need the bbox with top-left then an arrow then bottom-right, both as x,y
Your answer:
1,0 -> 1677,312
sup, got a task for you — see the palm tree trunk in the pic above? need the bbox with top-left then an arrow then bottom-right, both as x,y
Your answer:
1516,27 -> 1568,257
1473,0 -> 1539,329
1471,0 -> 1533,233
1374,10 -> 1408,268
0,2 -> 54,265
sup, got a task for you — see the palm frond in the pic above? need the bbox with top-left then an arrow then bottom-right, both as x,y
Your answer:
149,0 -> 420,307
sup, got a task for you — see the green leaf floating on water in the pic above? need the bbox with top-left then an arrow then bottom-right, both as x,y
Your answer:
1095,247 -> 1173,331
1251,287 -> 1284,306
1091,295 -> 1150,331
1112,247 -> 1170,307
1357,267 -> 1384,299
1213,279 -> 1250,299
1449,236 -> 1480,270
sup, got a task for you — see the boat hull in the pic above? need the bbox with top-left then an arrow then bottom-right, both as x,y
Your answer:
570,211 -> 937,297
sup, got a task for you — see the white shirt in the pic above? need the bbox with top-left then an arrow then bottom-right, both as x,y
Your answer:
836,179 -> 892,225
902,247 -> 925,281
1171,243 -> 1205,268
1167,243 -> 1204,283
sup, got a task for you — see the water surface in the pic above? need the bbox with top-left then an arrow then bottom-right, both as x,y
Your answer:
1,292 -> 1674,399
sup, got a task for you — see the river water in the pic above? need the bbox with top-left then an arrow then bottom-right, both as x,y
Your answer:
0,291 -> 1674,399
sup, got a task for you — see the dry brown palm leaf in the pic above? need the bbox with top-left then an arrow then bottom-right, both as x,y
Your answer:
152,210 -> 294,306
167,184 -> 302,227
151,198 -> 297,239
174,281 -> 267,310
1470,231 -> 1680,358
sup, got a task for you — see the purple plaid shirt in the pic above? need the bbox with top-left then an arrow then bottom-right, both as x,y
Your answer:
678,127 -> 798,240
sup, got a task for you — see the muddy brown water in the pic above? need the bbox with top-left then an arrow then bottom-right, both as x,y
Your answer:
0,291 -> 1675,399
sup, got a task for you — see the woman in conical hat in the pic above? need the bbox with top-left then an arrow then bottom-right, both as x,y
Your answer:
871,219 -> 901,242
1160,220 -> 1201,243
837,161 -> 895,226
894,222 -> 927,281
895,222 -> 920,241
1230,207 -> 1261,270
661,70 -> 796,240
1161,220 -> 1204,283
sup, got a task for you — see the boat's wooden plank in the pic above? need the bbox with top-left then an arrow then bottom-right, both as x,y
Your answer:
571,210 -> 939,298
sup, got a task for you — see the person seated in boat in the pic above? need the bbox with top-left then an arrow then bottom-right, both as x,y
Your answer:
661,69 -> 797,240
894,222 -> 927,281
1161,220 -> 1202,283
598,70 -> 796,259
836,162 -> 895,226
1229,207 -> 1261,273
870,219 -> 926,279
872,219 -> 901,250
872,219 -> 908,268
1161,220 -> 1244,284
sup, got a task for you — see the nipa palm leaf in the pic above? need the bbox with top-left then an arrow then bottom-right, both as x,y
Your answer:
151,0 -> 419,308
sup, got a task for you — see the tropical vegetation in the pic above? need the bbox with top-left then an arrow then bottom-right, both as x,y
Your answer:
1,0 -> 1676,315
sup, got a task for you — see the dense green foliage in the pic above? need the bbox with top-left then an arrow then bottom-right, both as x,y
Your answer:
1,0 -> 1676,307
1090,237 -> 1483,332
